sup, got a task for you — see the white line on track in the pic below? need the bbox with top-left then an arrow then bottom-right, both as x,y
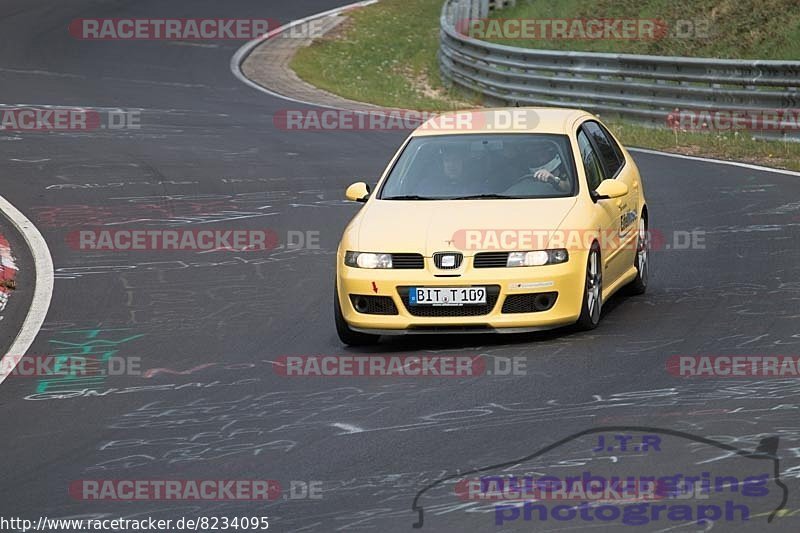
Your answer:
0,195 -> 54,385
331,423 -> 365,434
628,147 -> 800,177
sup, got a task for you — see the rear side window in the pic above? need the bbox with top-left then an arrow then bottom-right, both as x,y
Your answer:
577,130 -> 604,191
583,121 -> 624,178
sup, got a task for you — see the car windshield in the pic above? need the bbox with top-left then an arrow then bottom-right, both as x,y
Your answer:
379,134 -> 577,200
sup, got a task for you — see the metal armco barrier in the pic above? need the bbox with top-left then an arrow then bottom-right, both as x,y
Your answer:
440,0 -> 800,138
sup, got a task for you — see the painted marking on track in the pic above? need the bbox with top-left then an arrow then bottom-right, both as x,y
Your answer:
331,423 -> 365,434
629,147 -> 800,178
0,193 -> 54,386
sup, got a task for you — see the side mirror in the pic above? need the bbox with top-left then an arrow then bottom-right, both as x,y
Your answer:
345,182 -> 371,203
593,179 -> 628,200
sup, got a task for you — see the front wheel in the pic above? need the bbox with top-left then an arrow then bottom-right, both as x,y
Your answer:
575,244 -> 602,330
334,284 -> 380,346
627,215 -> 649,295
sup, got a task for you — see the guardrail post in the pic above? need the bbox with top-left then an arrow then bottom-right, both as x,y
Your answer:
478,0 -> 489,19
469,0 -> 477,20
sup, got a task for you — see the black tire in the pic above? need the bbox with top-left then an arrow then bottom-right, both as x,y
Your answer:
628,213 -> 649,295
576,243 -> 602,330
334,284 -> 380,346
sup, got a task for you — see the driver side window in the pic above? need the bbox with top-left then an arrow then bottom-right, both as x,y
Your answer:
577,129 -> 603,191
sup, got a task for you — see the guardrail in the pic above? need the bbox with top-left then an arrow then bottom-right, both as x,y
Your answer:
440,0 -> 800,138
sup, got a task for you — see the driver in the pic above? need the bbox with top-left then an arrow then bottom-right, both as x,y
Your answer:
442,144 -> 465,182
434,144 -> 484,195
414,143 -> 477,197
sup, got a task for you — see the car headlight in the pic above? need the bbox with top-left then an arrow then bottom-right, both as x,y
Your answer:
345,251 -> 393,269
507,249 -> 569,267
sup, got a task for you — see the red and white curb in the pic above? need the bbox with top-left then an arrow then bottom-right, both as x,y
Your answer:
0,233 -> 17,314
0,194 -> 53,386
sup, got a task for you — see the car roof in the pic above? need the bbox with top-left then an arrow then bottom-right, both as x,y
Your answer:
411,107 -> 592,137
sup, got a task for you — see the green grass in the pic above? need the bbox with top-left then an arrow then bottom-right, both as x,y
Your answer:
289,0 -> 800,171
483,0 -> 800,59
604,120 -> 800,171
291,0 -> 476,110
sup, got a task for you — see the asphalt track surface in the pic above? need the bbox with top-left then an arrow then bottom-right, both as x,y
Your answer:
0,1 -> 799,531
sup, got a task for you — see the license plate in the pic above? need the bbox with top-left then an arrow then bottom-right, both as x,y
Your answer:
409,287 -> 486,306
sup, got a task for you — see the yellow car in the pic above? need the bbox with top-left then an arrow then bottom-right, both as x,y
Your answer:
335,108 -> 648,345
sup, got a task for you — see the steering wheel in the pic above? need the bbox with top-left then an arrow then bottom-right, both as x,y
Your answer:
503,172 -> 556,195
510,171 -> 558,188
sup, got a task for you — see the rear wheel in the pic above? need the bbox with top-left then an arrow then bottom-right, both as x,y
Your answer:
334,284 -> 380,346
576,244 -> 602,330
628,214 -> 649,295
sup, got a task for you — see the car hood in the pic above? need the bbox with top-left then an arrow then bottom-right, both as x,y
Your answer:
349,197 -> 578,256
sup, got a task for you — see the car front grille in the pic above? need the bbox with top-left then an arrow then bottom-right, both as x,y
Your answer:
397,286 -> 500,317
501,292 -> 558,314
391,253 -> 424,269
473,252 -> 509,268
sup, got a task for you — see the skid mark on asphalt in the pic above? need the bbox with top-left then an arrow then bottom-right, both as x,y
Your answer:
52,248 -> 330,279
56,380 -> 800,475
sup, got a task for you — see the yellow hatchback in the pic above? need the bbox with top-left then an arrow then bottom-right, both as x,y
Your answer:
335,108 -> 648,345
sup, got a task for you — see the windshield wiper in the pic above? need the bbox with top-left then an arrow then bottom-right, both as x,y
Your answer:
381,195 -> 438,200
448,194 -> 524,200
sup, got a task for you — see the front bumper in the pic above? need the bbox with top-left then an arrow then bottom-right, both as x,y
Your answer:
336,253 -> 586,333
